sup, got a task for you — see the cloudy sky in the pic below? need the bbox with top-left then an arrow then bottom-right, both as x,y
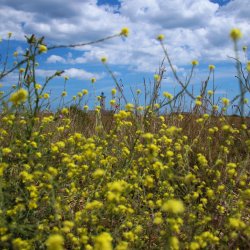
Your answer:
0,0 -> 249,109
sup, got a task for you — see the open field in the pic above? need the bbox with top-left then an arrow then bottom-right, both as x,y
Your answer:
0,29 -> 250,250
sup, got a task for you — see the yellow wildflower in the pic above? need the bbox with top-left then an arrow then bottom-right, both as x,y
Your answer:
221,97 -> 230,106
92,169 -> 105,179
2,147 -> 12,155
192,60 -> 199,66
116,241 -> 128,250
230,28 -> 242,41
101,57 -> 107,63
46,234 -> 64,250
208,90 -> 214,96
9,88 -> 28,105
125,103 -> 134,111
82,89 -> 88,95
38,44 -> 48,53
94,232 -> 113,250
243,46 -> 247,51
154,74 -> 160,81
19,68 -> 25,73
43,93 -> 50,99
157,34 -> 165,41
162,199 -> 185,214
120,27 -> 129,37
61,91 -> 67,97
110,99 -> 116,106
169,236 -> 179,250
163,92 -> 173,100
209,64 -> 215,71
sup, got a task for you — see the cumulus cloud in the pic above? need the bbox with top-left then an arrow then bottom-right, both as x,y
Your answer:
46,55 -> 66,64
219,0 -> 250,20
36,68 -> 105,80
120,0 -> 219,28
63,68 -> 105,80
0,0 -> 249,74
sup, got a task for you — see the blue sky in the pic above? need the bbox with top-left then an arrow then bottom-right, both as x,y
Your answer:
0,0 -> 249,111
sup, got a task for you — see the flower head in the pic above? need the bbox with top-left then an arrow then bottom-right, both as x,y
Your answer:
110,99 -> 116,106
162,199 -> 185,214
243,46 -> 247,52
38,44 -> 48,53
125,103 -> 134,111
9,88 -> 28,106
82,89 -> 88,95
46,234 -> 64,250
221,97 -> 230,106
43,93 -> 50,99
208,90 -> 214,96
91,77 -> 96,84
120,27 -> 129,37
157,34 -> 165,41
154,74 -> 160,81
101,57 -> 107,63
94,232 -> 113,250
192,60 -> 199,66
61,91 -> 67,97
163,92 -> 173,100
230,28 -> 242,41
209,64 -> 215,71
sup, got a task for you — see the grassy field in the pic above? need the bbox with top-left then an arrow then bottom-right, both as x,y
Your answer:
0,29 -> 249,249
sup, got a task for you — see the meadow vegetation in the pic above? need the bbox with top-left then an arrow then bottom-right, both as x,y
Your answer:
0,28 -> 249,249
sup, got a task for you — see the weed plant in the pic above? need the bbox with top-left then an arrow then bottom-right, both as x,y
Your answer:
0,28 -> 249,249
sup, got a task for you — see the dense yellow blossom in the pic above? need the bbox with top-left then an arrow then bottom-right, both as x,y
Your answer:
162,199 -> 185,214
9,88 -> 28,105
46,234 -> 64,250
94,232 -> 113,250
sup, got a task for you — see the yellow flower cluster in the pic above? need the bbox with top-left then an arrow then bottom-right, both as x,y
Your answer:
0,106 -> 249,249
0,28 -> 250,250
9,88 -> 28,105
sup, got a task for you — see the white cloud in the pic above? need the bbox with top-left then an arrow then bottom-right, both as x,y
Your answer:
120,0 -> 219,28
36,69 -> 61,77
36,68 -> 105,80
46,55 -> 66,64
0,0 -> 249,74
219,0 -> 250,20
63,68 -> 105,80
0,6 -> 34,40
